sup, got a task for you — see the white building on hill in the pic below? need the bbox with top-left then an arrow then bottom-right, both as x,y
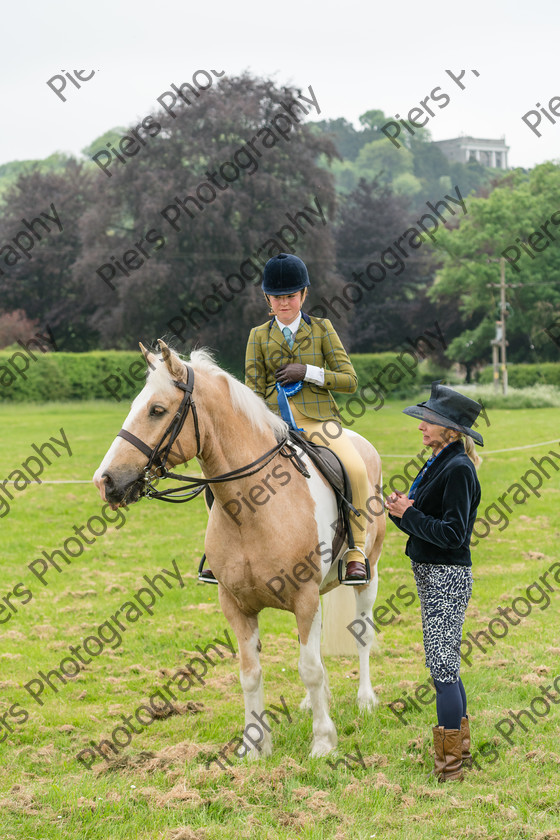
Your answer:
433,136 -> 509,169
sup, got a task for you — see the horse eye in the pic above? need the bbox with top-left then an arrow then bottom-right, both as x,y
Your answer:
150,405 -> 166,417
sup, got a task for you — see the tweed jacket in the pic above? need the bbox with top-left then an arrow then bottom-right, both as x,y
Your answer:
245,313 -> 357,422
388,441 -> 481,567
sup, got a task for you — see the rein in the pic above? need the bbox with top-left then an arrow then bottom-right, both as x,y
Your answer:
117,363 -> 307,504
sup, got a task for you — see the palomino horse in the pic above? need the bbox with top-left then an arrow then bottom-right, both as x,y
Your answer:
93,341 -> 385,758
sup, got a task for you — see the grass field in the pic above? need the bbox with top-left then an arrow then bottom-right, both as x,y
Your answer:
0,399 -> 559,840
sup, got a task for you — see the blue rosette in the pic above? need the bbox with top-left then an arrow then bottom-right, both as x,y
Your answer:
276,380 -> 304,430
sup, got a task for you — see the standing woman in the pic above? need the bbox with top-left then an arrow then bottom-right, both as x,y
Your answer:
385,382 -> 483,782
245,252 -> 370,584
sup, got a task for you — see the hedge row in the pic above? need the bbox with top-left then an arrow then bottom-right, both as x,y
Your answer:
0,350 -> 142,402
2,346 -> 558,402
477,362 -> 560,388
0,348 -> 440,403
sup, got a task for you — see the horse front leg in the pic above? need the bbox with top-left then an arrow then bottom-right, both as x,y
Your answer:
352,571 -> 379,711
296,597 -> 337,757
218,586 -> 272,758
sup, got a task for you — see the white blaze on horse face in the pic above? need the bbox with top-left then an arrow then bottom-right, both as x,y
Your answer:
92,364 -> 175,495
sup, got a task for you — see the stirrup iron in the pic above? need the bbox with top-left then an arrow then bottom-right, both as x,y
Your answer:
198,554 -> 218,585
338,547 -> 371,586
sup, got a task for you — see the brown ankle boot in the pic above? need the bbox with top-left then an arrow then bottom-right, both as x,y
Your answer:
460,717 -> 473,768
432,726 -> 464,782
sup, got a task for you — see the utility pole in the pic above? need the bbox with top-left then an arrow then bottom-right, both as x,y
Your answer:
499,257 -> 508,395
490,325 -> 500,394
487,257 -> 519,396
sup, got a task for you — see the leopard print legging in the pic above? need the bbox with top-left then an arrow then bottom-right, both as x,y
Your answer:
412,561 -> 473,683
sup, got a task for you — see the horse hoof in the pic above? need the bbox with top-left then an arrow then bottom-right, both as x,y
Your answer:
246,741 -> 272,761
310,741 -> 336,758
310,733 -> 337,757
358,690 -> 379,712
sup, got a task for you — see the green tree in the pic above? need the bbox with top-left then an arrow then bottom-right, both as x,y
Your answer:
0,152 -> 75,203
358,110 -> 387,132
74,73 -> 340,365
312,110 -> 387,162
335,178 -> 437,353
393,172 -> 423,198
81,128 -> 128,159
445,319 -> 496,382
0,161 -> 98,349
429,163 -> 560,363
310,117 -> 363,160
0,75 -> 340,358
354,139 -> 415,184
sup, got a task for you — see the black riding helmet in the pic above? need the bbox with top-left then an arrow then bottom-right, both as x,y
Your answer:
262,253 -> 310,295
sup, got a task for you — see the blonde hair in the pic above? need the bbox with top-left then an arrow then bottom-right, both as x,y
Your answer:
459,433 -> 482,469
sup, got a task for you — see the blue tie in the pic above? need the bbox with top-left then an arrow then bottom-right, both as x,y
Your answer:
278,325 -> 302,431
282,326 -> 294,349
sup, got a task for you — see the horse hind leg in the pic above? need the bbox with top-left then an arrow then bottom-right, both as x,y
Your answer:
218,588 -> 272,759
296,599 -> 337,757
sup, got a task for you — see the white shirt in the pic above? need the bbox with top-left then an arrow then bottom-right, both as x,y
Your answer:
275,314 -> 325,386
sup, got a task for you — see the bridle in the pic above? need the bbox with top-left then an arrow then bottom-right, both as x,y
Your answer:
116,363 -> 307,504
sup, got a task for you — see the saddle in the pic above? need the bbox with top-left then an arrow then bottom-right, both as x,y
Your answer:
286,429 -> 358,566
200,431 -> 368,585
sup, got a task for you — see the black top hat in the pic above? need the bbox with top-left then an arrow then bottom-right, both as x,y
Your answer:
262,253 -> 310,295
402,381 -> 484,446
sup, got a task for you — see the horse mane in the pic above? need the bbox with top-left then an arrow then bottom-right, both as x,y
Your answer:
178,348 -> 288,439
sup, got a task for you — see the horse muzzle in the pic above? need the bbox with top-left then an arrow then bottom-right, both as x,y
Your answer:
97,468 -> 147,507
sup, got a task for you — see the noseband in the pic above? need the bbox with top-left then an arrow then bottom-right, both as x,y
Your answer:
116,363 -> 307,503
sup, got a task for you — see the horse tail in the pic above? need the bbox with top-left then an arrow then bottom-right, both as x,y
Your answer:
321,585 -> 359,656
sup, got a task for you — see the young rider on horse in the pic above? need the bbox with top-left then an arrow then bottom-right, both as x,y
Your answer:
244,252 -> 371,585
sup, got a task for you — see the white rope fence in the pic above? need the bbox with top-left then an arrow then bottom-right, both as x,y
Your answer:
5,438 -> 559,484
382,438 -> 560,458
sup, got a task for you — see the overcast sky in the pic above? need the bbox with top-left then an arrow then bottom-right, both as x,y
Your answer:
2,0 -> 559,170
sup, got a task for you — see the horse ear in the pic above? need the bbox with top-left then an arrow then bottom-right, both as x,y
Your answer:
157,339 -> 185,380
139,342 -> 157,369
